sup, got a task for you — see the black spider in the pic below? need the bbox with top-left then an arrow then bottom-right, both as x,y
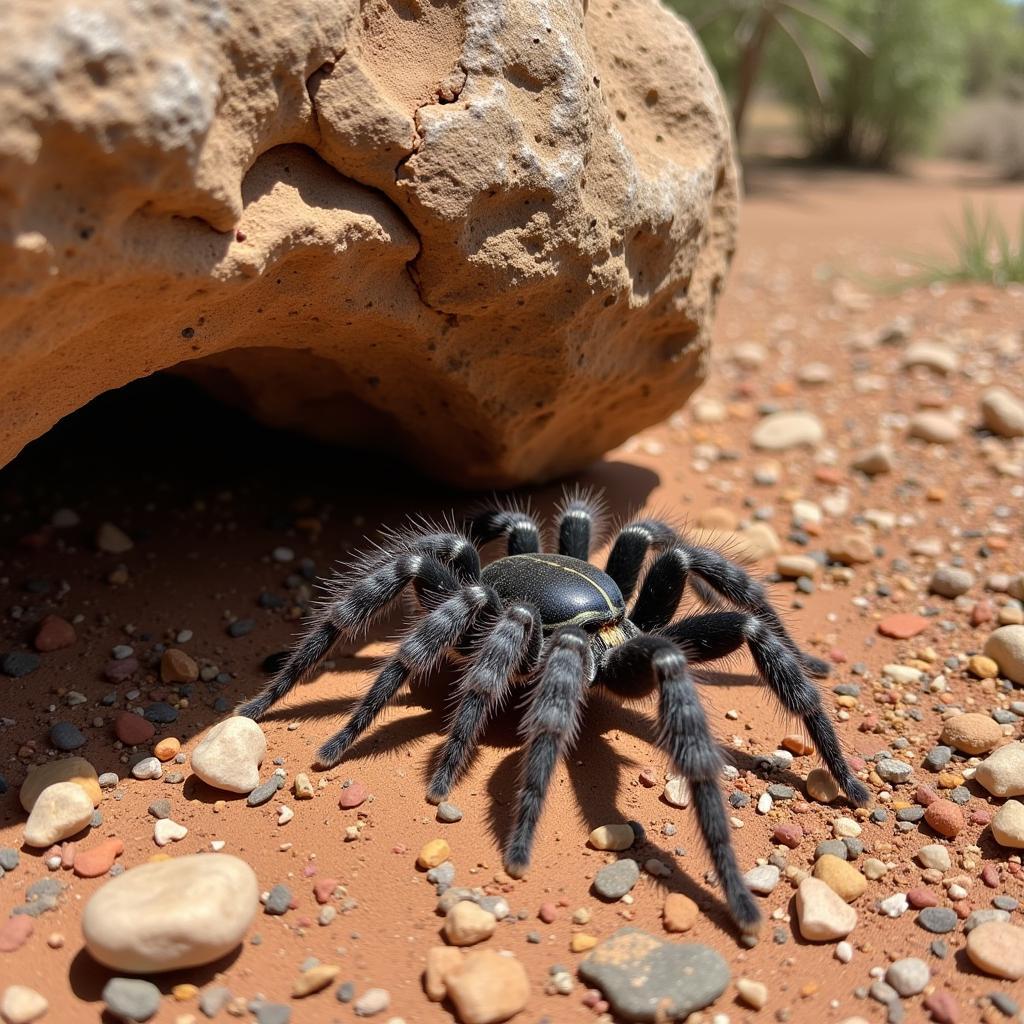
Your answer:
237,489 -> 869,934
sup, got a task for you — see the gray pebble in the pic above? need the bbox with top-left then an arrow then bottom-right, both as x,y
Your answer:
870,809 -> 889,824
228,619 -> 256,638
729,792 -> 749,808
767,784 -> 795,800
948,786 -> 971,805
869,979 -> 898,1004
264,884 -> 293,915
930,939 -> 948,959
886,957 -> 929,997
162,771 -> 184,784
148,799 -> 172,820
336,982 -> 355,1003
353,988 -> 390,1016
917,907 -> 957,934
964,908 -> 1011,932
814,840 -> 848,861
103,977 -> 161,1022
876,758 -> 913,784
253,1004 -> 291,1024
923,746 -> 953,771
834,683 -> 860,697
578,929 -> 729,1021
842,838 -> 864,859
426,861 -> 456,888
896,806 -> 925,823
247,775 -> 285,807
743,864 -> 780,895
436,802 -> 463,823
593,859 -> 640,900
49,721 -> 86,751
131,757 -> 162,780
992,895 -> 1018,911
992,709 -> 1019,725
990,992 -> 1020,1016
144,701 -> 178,724
199,986 -> 232,1018
98,772 -> 119,788
1,652 -> 40,677
90,810 -> 103,828
0,848 -> 19,872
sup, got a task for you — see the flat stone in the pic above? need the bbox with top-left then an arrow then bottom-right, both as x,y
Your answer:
966,921 -> 1024,980
436,801 -> 463,823
975,743 -> 1024,798
795,877 -> 857,941
23,781 -> 93,847
744,864 -> 780,895
917,907 -> 957,934
662,775 -> 691,808
751,411 -> 824,451
593,858 -> 640,900
578,928 -> 729,1022
877,614 -> 929,640
0,916 -> 33,953
74,837 -> 124,878
443,948 -> 530,1024
20,757 -> 100,811
916,844 -> 951,871
102,978 -> 159,1022
338,781 -> 367,809
352,988 -> 390,1017
940,713 -> 1001,756
191,717 -> 266,793
83,854 -> 258,972
247,775 -> 284,807
876,758 -> 912,784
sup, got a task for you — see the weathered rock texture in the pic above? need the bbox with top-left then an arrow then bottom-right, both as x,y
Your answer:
0,0 -> 737,485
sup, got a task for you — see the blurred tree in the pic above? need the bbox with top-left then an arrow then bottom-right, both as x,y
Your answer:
673,0 -> 1023,166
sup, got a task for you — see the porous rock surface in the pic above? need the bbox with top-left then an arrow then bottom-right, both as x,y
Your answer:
0,0 -> 736,486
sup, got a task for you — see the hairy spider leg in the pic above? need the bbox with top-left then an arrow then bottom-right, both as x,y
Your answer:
555,487 -> 607,560
426,603 -> 541,803
663,611 -> 871,806
503,627 -> 592,877
600,634 -> 761,933
465,503 -> 542,555
237,549 -> 467,721
316,584 -> 496,767
604,518 -> 678,600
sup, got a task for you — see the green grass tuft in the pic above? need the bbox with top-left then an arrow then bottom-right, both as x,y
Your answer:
909,203 -> 1024,287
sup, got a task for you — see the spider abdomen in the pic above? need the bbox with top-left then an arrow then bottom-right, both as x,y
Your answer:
481,553 -> 625,633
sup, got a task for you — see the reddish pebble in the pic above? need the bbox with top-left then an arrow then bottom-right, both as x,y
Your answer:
538,902 -> 558,924
773,824 -> 803,848
829,648 -> 847,664
848,756 -> 867,772
114,710 -> 155,745
969,809 -> 991,826
74,837 -> 124,878
338,782 -> 367,809
907,887 -> 939,908
915,784 -> 939,806
953,901 -> 971,920
0,915 -> 33,953
924,991 -> 959,1023
313,878 -> 339,904
877,613 -> 929,639
859,715 -> 878,732
303,864 -> 317,878
104,657 -> 138,682
924,799 -> 964,838
981,864 -> 1000,888
61,843 -> 76,869
392,845 -> 407,854
638,768 -> 658,787
34,614 -> 76,652
969,600 -> 994,626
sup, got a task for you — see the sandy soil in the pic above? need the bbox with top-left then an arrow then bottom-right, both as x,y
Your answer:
2,159 -> 1023,1023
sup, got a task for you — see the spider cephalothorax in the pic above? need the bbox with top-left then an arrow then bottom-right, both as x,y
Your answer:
238,489 -> 869,934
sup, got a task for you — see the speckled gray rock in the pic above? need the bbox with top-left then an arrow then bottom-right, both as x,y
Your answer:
247,774 -> 285,807
264,884 -> 293,915
885,957 -> 929,996
579,928 -> 729,1022
743,864 -> 781,895
876,759 -> 913,784
198,986 -> 232,1018
593,858 -> 640,900
917,907 -> 957,934
102,977 -> 161,1022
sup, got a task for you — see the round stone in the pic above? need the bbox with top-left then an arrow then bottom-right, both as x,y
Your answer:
33,614 -> 76,652
885,957 -> 930,997
23,781 -> 93,847
795,877 -> 858,941
929,566 -> 974,598
49,722 -> 85,752
160,648 -> 198,684
102,978 -> 159,1023
940,713 -> 1002,756
190,717 -> 267,794
114,711 -> 155,746
975,743 -> 1024,798
444,950 -> 530,1024
751,411 -> 824,451
436,801 -> 463,823
20,757 -> 100,811
593,858 -> 640,900
812,855 -> 866,903
338,782 -> 367,809
991,800 -> 1024,849
82,854 -> 259,972
877,614 -> 929,640
966,921 -> 1024,980
743,864 -> 780,895
806,768 -> 840,803
443,901 -> 497,946
924,799 -> 964,838
984,625 -> 1024,685
908,412 -> 961,444
662,893 -> 698,933
980,387 -> 1024,438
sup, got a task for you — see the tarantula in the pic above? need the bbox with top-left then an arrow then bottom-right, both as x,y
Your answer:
238,490 -> 868,933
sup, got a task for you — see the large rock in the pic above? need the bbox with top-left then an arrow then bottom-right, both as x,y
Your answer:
0,0 -> 736,487
82,854 -> 259,972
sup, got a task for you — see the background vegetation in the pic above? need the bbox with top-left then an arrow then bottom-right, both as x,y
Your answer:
669,0 -> 1024,176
